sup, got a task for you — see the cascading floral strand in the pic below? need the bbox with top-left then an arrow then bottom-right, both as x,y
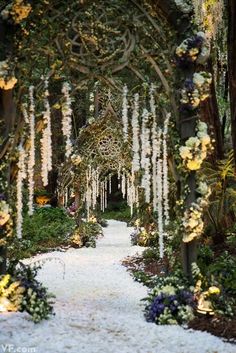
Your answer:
16,145 -> 26,239
150,85 -> 158,210
122,85 -> 129,142
156,128 -> 164,258
162,113 -> 170,226
141,109 -> 151,203
27,85 -> 35,215
40,77 -> 52,186
131,93 -> 140,172
62,82 -> 73,159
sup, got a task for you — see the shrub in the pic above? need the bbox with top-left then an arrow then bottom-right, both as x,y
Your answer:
144,273 -> 195,325
1,261 -> 55,323
70,221 -> 103,248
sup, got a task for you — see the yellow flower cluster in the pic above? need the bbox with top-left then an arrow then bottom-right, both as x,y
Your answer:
179,121 -> 212,171
10,0 -> 32,24
0,274 -> 25,312
0,61 -> 17,90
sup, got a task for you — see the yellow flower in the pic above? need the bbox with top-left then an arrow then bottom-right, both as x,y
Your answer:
208,286 -> 220,295
186,159 -> 202,171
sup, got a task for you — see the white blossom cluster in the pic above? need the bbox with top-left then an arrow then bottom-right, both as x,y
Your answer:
131,93 -> 140,172
61,82 -> 73,159
179,120 -> 212,171
40,78 -> 52,186
27,85 -> 35,215
122,85 -> 129,142
141,109 -> 151,203
16,145 -> 27,239
182,181 -> 211,243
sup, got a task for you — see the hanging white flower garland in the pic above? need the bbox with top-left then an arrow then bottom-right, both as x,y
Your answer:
122,85 -> 129,142
162,113 -> 170,226
141,109 -> 151,203
40,77 -> 52,186
131,93 -> 140,172
150,85 -> 158,211
156,128 -> 164,258
27,85 -> 35,215
61,82 -> 73,159
16,145 -> 26,239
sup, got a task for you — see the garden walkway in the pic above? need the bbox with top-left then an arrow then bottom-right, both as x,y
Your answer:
0,220 -> 235,353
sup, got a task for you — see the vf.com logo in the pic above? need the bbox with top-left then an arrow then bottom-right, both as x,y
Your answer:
1,345 -> 36,353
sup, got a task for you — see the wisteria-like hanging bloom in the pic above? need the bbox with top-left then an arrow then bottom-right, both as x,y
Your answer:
61,82 -> 73,159
40,77 -> 52,186
162,113 -> 170,225
131,93 -> 140,172
122,85 -> 129,142
27,85 -> 35,215
16,145 -> 26,239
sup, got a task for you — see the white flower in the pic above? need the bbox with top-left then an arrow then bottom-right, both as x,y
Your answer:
179,146 -> 192,160
185,137 -> 201,148
197,181 -> 208,196
193,73 -> 205,87
197,121 -> 208,132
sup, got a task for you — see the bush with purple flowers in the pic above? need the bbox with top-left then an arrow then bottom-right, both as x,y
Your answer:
144,275 -> 196,325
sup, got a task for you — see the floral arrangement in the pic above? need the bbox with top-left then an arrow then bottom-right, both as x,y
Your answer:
182,181 -> 211,243
176,32 -> 210,66
0,199 -> 13,247
144,275 -> 196,325
179,120 -> 212,171
0,262 -> 55,323
180,72 -> 212,110
0,61 -> 17,90
1,0 -> 32,24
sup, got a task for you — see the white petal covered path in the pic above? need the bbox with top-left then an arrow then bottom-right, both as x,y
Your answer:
0,220 -> 235,353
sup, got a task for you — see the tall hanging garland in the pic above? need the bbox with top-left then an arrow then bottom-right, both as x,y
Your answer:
122,85 -> 129,142
40,77 -> 52,186
162,113 -> 170,226
16,145 -> 26,239
27,85 -> 35,215
61,82 -> 73,159
131,93 -> 140,172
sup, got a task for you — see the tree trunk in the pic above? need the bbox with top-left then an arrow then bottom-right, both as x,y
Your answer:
228,0 -> 236,167
200,60 -> 224,160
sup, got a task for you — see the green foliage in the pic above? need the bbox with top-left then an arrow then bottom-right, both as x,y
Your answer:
203,151 -> 236,241
102,202 -> 131,222
9,207 -> 76,260
194,250 -> 236,318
